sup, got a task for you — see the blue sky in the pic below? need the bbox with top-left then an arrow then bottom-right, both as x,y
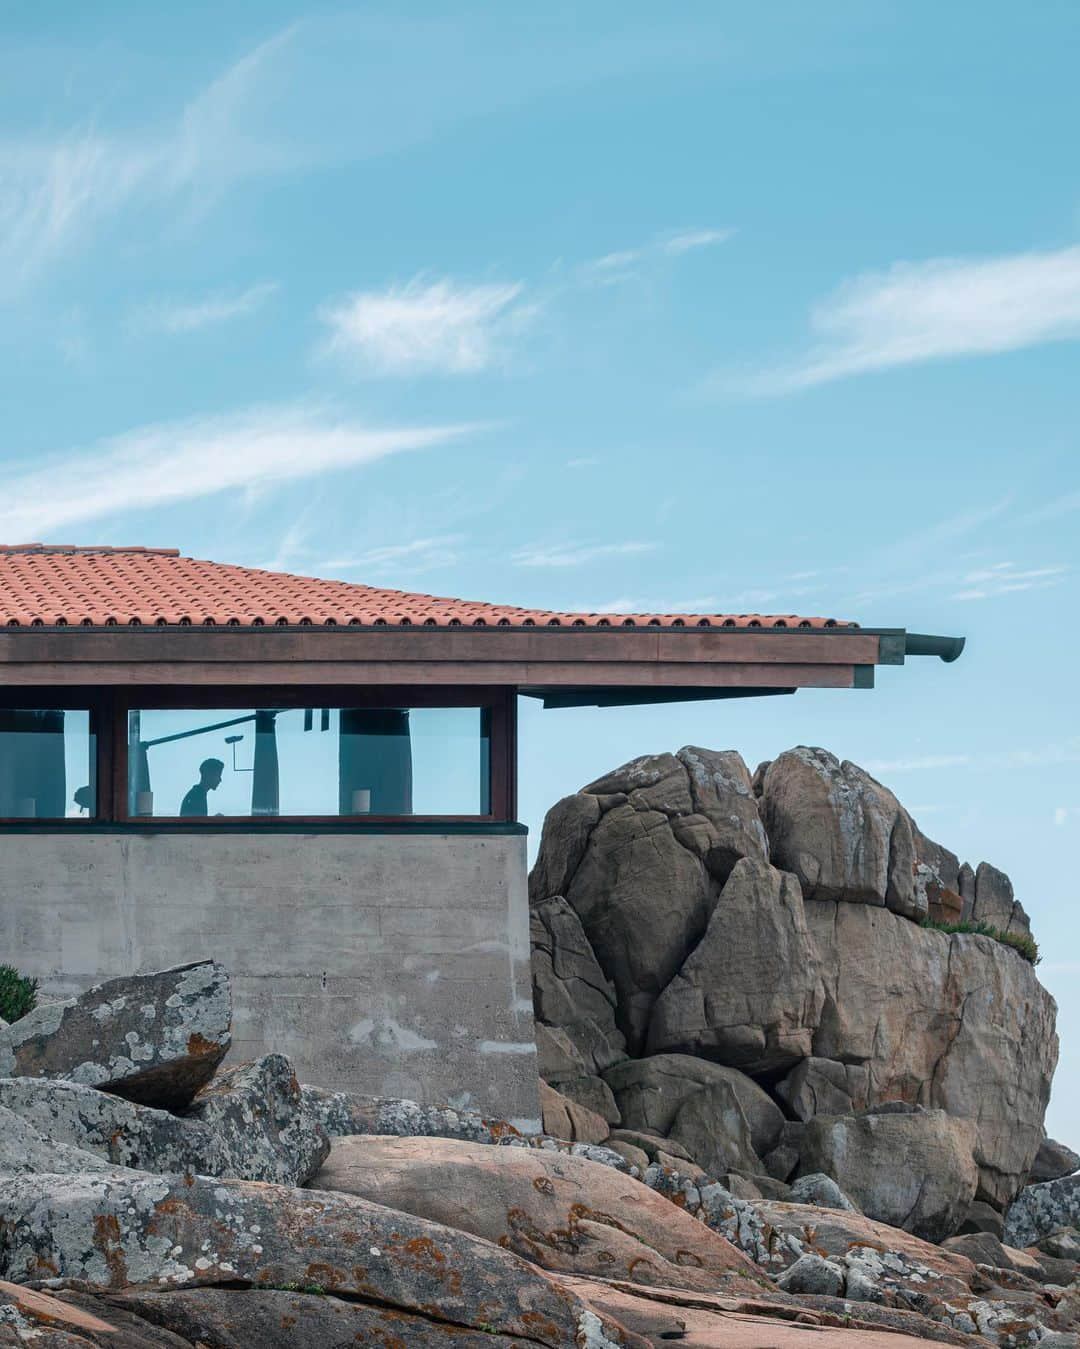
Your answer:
2,2 -> 1077,1138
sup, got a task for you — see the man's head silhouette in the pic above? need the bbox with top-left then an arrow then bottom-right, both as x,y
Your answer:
200,758 -> 225,791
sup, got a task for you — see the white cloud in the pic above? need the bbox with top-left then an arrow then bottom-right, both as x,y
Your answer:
320,278 -> 532,375
731,244 -> 1080,393
580,226 -> 731,284
511,541 -> 657,568
661,227 -> 734,255
321,534 -> 466,575
0,405 -> 475,540
0,29 -> 297,293
951,562 -> 1067,601
134,282 -> 278,334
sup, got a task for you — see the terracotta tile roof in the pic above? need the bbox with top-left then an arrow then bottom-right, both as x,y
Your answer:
0,545 -> 855,630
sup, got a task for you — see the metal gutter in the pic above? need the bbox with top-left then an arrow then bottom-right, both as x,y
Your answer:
903,633 -> 966,663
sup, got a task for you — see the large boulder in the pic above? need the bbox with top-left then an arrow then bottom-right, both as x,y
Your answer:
539,1080 -> 610,1145
602,1053 -> 785,1157
0,1171 -> 640,1348
646,858 -> 825,1074
530,896 -> 627,1074
186,1055 -> 329,1185
970,861 -> 1033,938
775,1057 -> 869,1121
0,961 -> 230,1109
313,1134 -> 761,1294
759,747 -> 923,920
0,1063 -> 327,1187
666,1082 -> 761,1178
1030,1135 -> 1080,1183
1005,1174 -> 1080,1248
806,900 -> 1057,1208
796,1106 -> 980,1242
534,749 -> 767,1050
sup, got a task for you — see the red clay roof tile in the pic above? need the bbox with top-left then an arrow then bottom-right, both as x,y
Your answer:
0,546 -> 854,630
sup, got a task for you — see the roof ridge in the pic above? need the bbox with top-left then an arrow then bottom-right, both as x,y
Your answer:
0,544 -> 182,556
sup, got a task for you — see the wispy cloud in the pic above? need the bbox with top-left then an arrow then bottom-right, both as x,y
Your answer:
728,244 -> 1080,394
322,534 -> 466,576
134,282 -> 278,334
866,738 -> 1080,777
1053,807 -> 1080,827
0,29 -> 297,293
0,405 -> 476,540
951,561 -> 1067,601
661,227 -> 734,255
579,226 -> 732,284
511,541 -> 657,568
320,277 -> 534,375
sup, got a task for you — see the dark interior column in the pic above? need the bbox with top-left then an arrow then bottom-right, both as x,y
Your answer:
338,709 -> 413,815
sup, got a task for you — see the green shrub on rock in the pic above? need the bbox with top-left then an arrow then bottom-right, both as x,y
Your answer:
920,919 -> 1040,966
0,964 -> 38,1023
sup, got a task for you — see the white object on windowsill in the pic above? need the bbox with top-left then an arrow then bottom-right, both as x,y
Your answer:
351,788 -> 371,814
136,790 -> 154,817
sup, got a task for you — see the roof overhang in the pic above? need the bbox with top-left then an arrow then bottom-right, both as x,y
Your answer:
0,625 -> 963,699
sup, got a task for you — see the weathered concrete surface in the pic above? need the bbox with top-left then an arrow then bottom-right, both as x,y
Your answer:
0,829 -> 540,1128
0,1171 -> 641,1348
0,961 -> 229,1109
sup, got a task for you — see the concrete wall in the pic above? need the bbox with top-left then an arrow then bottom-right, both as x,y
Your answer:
0,829 -> 541,1131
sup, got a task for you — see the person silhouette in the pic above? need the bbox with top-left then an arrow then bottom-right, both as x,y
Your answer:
179,758 -> 224,817
73,785 -> 93,815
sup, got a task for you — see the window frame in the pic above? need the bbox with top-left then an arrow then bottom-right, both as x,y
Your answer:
0,685 -> 515,825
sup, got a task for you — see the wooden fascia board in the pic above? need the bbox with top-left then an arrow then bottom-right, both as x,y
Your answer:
0,659 -> 860,689
0,626 -> 884,670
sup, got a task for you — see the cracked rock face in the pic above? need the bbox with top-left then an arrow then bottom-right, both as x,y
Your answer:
531,748 -> 767,1051
530,895 -> 627,1075
0,961 -> 230,1110
760,747 -> 923,919
796,1107 -> 980,1242
806,901 -> 1058,1209
0,1171 -> 637,1349
647,858 -> 825,1074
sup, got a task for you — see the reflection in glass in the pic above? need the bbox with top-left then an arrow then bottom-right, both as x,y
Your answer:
127,706 -> 490,818
0,709 -> 95,819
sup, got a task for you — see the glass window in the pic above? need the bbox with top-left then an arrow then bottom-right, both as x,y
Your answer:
0,709 -> 95,819
127,706 -> 491,818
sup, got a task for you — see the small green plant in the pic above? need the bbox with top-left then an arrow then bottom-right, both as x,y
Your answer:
0,964 -> 38,1022
921,919 -> 1040,966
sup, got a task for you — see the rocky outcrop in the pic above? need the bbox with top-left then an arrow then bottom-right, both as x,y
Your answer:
970,861 -> 1033,938
313,1134 -> 760,1295
530,895 -> 627,1074
0,960 -> 229,1108
1004,1173 -> 1080,1247
186,1054 -> 329,1185
301,1085 -> 520,1142
759,747 -> 923,919
530,742 -> 1061,1234
0,1065 -> 327,1187
532,748 -> 767,1050
646,858 -> 825,1073
1030,1134 -> 1080,1183
806,901 -> 1057,1208
539,1080 -> 610,1144
603,1053 -> 784,1158
796,1106 -> 980,1242
0,1171 -> 638,1348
